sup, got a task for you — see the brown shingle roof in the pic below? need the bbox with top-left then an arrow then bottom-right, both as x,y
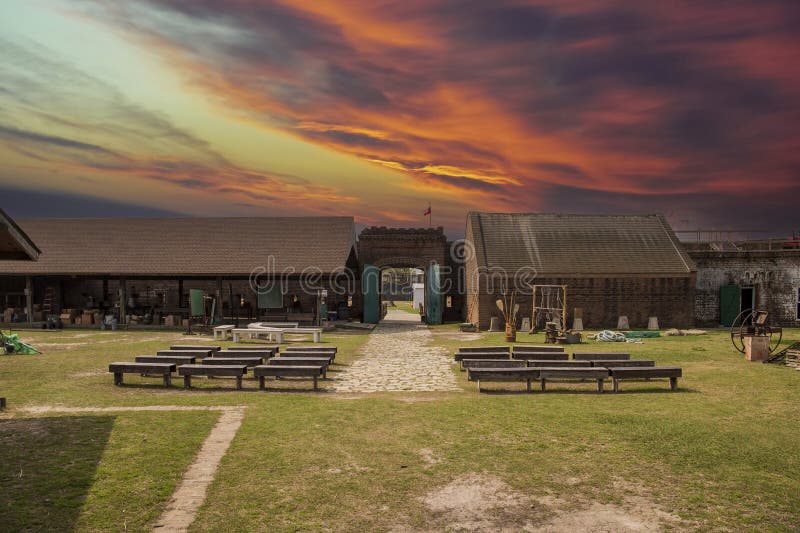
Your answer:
467,212 -> 695,276
0,216 -> 355,276
0,208 -> 40,261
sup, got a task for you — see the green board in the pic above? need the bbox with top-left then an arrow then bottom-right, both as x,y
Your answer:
257,284 -> 283,309
362,264 -> 380,324
190,289 -> 204,317
425,264 -> 442,325
720,285 -> 740,327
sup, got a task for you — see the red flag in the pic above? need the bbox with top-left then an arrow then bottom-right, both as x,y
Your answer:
423,206 -> 431,216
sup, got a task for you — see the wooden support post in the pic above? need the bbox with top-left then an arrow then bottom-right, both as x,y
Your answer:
25,276 -> 33,325
670,377 -> 678,391
313,375 -> 318,391
119,278 -> 127,325
259,376 -> 266,390
114,372 -> 123,386
216,277 -> 223,323
163,373 -> 171,387
597,378 -> 604,393
183,375 -> 192,388
613,377 -> 619,393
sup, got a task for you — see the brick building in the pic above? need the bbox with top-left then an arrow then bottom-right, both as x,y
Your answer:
0,216 -> 358,326
686,241 -> 800,327
464,212 -> 696,330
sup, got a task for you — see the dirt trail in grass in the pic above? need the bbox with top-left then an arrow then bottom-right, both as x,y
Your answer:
152,407 -> 245,532
335,310 -> 461,392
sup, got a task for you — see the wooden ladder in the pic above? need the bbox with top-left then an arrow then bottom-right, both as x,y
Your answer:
42,286 -> 56,316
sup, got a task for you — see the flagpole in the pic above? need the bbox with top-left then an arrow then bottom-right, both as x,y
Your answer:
428,202 -> 431,228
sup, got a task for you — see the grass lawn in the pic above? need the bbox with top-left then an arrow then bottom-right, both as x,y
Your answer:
1,325 -> 799,531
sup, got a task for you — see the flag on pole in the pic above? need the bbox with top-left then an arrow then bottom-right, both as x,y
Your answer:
423,205 -> 431,216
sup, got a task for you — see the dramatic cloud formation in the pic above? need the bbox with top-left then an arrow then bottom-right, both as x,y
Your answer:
1,1 -> 799,234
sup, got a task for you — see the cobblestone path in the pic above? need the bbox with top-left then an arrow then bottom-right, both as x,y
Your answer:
334,310 -> 461,393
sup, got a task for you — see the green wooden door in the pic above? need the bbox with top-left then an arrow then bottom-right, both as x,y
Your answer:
362,264 -> 380,324
425,264 -> 442,325
720,285 -> 740,326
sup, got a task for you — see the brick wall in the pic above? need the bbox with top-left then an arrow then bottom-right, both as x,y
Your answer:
689,250 -> 800,326
467,275 -> 695,331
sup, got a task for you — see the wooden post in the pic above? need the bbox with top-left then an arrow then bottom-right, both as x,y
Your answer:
530,288 -> 537,334
216,277 -> 223,323
25,276 -> 33,325
119,278 -> 127,324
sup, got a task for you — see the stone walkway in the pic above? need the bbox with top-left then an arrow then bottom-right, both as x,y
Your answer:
334,310 -> 461,393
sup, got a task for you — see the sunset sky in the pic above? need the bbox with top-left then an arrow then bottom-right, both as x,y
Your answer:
1,0 -> 798,237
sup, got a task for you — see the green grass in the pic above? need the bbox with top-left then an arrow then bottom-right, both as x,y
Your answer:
1,326 -> 799,531
388,300 -> 418,314
0,411 -> 217,532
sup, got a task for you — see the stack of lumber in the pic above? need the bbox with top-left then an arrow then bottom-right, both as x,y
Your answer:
786,349 -> 800,368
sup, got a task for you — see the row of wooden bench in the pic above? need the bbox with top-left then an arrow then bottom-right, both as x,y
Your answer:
109,344 -> 337,391
455,346 -> 682,393
467,366 -> 682,393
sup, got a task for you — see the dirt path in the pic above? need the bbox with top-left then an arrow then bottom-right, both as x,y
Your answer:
152,408 -> 245,532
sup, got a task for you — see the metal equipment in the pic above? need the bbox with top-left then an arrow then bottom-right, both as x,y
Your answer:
729,309 -> 783,355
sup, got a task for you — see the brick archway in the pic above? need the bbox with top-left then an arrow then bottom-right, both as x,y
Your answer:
357,227 -> 447,268
356,226 -> 463,324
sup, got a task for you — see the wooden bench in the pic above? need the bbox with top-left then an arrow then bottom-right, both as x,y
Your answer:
572,352 -> 630,361
135,355 -> 196,365
226,346 -> 279,356
512,345 -> 565,353
609,367 -> 682,392
249,321 -> 299,329
279,351 -> 335,364
232,327 -> 283,343
253,365 -> 324,390
466,367 -> 541,392
455,351 -> 511,362
215,349 -> 274,360
538,368 -> 610,393
269,357 -> 330,378
282,327 -> 323,343
178,364 -> 248,389
526,360 -> 592,368
593,360 -> 655,368
201,356 -> 263,367
461,359 -> 526,370
284,346 -> 337,355
157,349 -> 213,358
109,362 -> 175,386
170,344 -> 222,352
459,346 -> 510,354
511,352 -> 569,361
213,325 -> 235,340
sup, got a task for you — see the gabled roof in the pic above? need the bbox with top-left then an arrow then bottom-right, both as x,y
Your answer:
0,216 -> 356,276
0,208 -> 40,261
466,212 -> 695,276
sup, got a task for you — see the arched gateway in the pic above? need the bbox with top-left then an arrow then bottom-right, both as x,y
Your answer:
357,227 -> 462,325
